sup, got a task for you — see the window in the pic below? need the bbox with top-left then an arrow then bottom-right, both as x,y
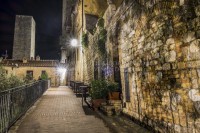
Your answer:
94,59 -> 98,80
124,68 -> 130,102
26,70 -> 33,80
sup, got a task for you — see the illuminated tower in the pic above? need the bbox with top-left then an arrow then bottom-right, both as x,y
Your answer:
13,15 -> 36,60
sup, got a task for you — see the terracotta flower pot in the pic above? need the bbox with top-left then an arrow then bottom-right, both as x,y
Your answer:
92,99 -> 106,108
108,92 -> 120,100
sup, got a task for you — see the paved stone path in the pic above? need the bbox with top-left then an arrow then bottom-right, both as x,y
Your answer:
15,86 -> 110,133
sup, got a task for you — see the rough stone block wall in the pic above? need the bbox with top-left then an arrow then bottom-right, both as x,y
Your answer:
72,0 -> 200,132
83,31 -> 105,83
13,15 -> 35,60
101,0 -> 200,132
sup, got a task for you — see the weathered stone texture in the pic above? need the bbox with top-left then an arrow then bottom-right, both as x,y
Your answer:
13,15 -> 35,60
72,0 -> 200,132
104,0 -> 200,132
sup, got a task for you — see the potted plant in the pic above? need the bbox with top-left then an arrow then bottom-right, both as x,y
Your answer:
41,71 -> 48,80
107,82 -> 120,100
89,80 -> 108,108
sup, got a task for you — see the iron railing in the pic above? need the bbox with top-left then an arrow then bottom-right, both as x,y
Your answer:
0,80 -> 49,133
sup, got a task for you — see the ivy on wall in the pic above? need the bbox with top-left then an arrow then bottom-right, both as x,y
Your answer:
97,17 -> 104,28
98,28 -> 107,56
93,17 -> 104,34
82,33 -> 88,48
97,18 -> 107,56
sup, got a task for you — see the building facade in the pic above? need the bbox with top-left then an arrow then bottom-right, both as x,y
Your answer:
9,14 -> 67,87
60,0 -> 77,82
1,59 -> 67,86
67,0 -> 200,132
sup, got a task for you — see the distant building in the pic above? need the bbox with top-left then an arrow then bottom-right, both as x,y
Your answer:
1,59 -> 67,86
13,15 -> 36,60
59,0 -> 76,82
2,15 -> 68,87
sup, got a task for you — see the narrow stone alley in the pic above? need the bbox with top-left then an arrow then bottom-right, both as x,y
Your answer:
7,86 -> 152,133
11,87 -> 110,133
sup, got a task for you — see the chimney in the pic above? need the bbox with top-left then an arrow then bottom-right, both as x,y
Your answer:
23,57 -> 28,63
36,55 -> 40,61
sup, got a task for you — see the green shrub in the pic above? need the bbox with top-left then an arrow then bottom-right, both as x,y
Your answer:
41,72 -> 48,80
82,33 -> 88,48
89,80 -> 120,99
90,80 -> 108,99
107,82 -> 119,92
0,66 -> 25,91
8,75 -> 24,88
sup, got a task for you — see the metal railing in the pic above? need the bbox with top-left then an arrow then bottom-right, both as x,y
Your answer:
0,80 -> 49,133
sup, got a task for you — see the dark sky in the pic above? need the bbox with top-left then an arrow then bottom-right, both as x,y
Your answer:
0,0 -> 62,60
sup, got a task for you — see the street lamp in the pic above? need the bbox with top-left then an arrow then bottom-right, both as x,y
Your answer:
57,67 -> 67,84
58,67 -> 67,74
70,39 -> 78,47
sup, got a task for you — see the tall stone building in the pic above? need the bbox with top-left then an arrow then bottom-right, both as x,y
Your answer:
60,0 -> 77,82
69,0 -> 200,132
60,0 -> 75,56
13,15 -> 36,60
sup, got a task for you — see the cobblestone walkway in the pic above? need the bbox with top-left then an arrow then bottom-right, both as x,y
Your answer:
15,86 -> 110,133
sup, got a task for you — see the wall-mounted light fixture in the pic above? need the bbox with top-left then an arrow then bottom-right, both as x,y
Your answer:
70,39 -> 78,47
57,67 -> 67,83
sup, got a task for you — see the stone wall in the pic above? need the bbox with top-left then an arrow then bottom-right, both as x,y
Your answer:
83,30 -> 106,83
72,0 -> 200,132
13,15 -> 35,60
104,0 -> 200,132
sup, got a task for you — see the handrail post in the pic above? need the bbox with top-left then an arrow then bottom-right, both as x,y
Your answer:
7,90 -> 11,133
0,80 -> 49,133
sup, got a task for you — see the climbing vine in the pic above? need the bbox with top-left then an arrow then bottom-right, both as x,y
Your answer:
97,17 -> 104,29
96,18 -> 107,56
82,33 -> 88,48
98,28 -> 107,56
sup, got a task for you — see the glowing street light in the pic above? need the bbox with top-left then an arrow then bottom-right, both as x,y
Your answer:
57,67 -> 67,84
71,39 -> 78,47
58,68 -> 66,74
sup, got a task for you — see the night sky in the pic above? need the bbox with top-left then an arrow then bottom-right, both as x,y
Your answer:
0,0 -> 62,60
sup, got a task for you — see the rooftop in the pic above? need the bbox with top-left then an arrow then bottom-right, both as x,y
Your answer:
0,59 -> 67,67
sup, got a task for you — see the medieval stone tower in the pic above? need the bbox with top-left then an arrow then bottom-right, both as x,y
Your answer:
13,15 -> 36,60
